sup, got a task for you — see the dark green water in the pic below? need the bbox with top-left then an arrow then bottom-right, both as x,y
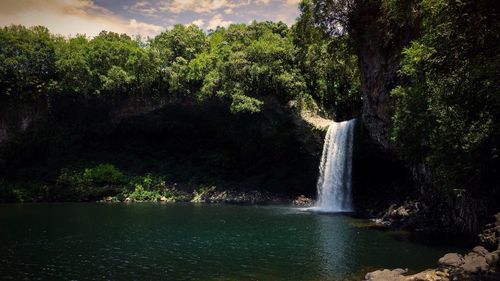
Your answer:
0,203 -> 465,281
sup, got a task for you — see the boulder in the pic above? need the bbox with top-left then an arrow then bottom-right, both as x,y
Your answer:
406,269 -> 448,281
472,246 -> 489,256
365,269 -> 449,281
479,213 -> 500,251
485,250 -> 499,268
460,253 -> 489,274
438,253 -> 464,268
365,269 -> 407,281
292,195 -> 314,207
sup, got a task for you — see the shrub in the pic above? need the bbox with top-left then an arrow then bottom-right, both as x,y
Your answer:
126,174 -> 167,202
82,164 -> 125,185
57,164 -> 125,187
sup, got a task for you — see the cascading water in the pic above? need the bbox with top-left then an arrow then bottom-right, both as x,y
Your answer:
313,119 -> 356,212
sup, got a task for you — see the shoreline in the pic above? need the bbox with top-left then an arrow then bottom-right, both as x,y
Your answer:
364,213 -> 500,281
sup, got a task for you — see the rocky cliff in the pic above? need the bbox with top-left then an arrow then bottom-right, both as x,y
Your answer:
0,94 -> 172,149
349,2 -> 420,150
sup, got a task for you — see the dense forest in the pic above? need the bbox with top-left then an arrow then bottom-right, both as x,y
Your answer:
0,0 -> 499,234
0,5 -> 361,204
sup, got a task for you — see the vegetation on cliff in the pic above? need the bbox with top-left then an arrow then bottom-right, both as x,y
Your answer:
308,0 -> 499,232
0,19 -> 361,202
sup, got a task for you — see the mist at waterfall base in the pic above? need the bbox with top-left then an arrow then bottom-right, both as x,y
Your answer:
308,119 -> 356,213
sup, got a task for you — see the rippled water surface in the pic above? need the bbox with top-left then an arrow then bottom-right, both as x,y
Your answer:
0,203 -> 465,280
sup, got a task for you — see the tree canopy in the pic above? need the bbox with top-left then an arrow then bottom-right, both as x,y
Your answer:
0,21 -> 360,118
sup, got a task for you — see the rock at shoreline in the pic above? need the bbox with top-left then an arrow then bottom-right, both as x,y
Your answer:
364,268 -> 449,281
439,253 -> 463,268
460,253 -> 489,274
365,268 -> 408,281
479,213 -> 500,251
371,201 -> 423,229
486,251 -> 500,267
365,213 -> 500,281
292,195 -> 314,207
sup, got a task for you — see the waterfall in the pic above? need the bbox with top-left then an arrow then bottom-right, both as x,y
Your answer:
313,119 -> 356,212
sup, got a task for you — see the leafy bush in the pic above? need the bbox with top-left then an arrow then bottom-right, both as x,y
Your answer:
0,183 -> 34,202
125,174 -> 168,202
83,164 -> 125,185
57,164 -> 125,187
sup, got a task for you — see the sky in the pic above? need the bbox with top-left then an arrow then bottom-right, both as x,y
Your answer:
0,0 -> 301,38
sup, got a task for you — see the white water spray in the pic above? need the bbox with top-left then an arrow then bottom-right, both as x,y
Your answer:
313,119 -> 356,212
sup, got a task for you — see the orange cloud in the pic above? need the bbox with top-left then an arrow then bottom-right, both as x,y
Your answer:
0,0 -> 164,37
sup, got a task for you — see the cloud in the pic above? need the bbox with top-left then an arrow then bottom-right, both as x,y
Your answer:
191,19 -> 205,28
125,1 -> 159,17
129,19 -> 163,34
158,0 -> 250,14
0,0 -> 301,34
207,14 -> 233,30
0,0 -> 164,37
285,0 -> 300,5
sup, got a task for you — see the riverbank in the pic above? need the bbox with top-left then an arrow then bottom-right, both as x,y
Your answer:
99,185 -> 296,205
364,213 -> 500,281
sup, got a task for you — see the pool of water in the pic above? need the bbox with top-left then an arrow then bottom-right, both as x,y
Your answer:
0,203 -> 465,280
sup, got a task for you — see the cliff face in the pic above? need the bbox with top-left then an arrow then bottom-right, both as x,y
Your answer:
357,41 -> 399,150
348,2 -> 420,150
0,94 -> 171,149
0,94 -> 325,198
0,98 -> 48,148
348,4 -> 489,234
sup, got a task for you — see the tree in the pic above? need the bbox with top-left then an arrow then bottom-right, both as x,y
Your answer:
0,25 -> 57,99
150,24 -> 207,65
392,0 -> 500,202
310,0 -> 420,147
293,0 -> 361,119
55,35 -> 94,95
196,22 -> 307,113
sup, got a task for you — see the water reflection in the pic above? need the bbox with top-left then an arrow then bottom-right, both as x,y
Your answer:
0,204 -> 465,281
313,213 -> 356,280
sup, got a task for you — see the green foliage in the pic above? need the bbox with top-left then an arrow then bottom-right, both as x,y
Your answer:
230,94 -> 264,114
101,66 -> 132,93
124,174 -> 182,202
54,164 -> 125,201
0,19 -> 365,203
0,20 -> 361,119
55,35 -> 94,95
309,0 -> 499,222
83,164 -> 125,185
0,183 -> 34,202
58,164 -> 125,187
0,25 -> 57,98
392,0 -> 500,199
151,24 -> 207,63
293,0 -> 361,118
126,175 -> 164,201
192,22 -> 309,111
